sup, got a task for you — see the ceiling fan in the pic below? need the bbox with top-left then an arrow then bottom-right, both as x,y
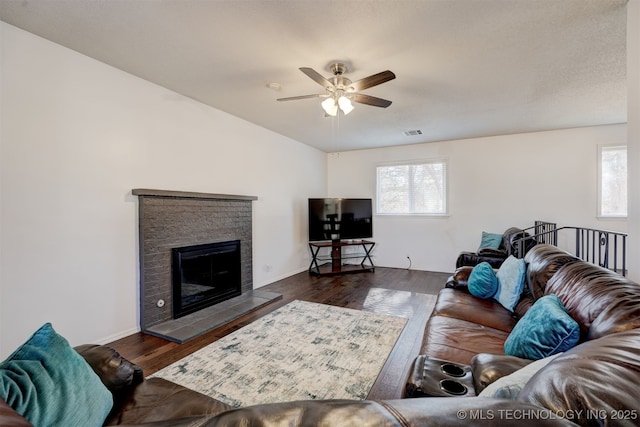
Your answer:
277,63 -> 396,116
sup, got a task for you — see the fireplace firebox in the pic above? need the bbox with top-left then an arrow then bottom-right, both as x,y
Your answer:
172,240 -> 241,318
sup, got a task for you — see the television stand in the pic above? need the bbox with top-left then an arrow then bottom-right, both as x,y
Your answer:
308,240 -> 375,276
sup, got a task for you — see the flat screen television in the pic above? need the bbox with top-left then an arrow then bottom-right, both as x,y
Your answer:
308,198 -> 373,242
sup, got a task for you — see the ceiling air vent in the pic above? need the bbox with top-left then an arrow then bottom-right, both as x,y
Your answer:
403,129 -> 423,136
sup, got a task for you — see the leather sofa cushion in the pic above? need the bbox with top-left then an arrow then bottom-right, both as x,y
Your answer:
518,329 -> 640,426
0,399 -> 32,427
432,288 -> 517,332
456,251 -> 506,269
545,262 -> 640,340
470,353 -> 533,394
513,290 -> 534,318
421,316 -> 510,365
445,266 -> 472,290
104,378 -> 231,425
524,244 -> 579,300
478,353 -> 561,399
446,269 -> 534,318
377,398 -> 575,427
206,399 -> 403,427
477,247 -> 507,257
207,397 -> 576,427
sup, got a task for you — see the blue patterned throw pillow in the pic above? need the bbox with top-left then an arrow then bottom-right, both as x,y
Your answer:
504,295 -> 580,360
0,323 -> 113,427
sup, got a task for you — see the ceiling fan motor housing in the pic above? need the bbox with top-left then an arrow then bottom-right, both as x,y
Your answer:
329,63 -> 353,94
330,62 -> 347,75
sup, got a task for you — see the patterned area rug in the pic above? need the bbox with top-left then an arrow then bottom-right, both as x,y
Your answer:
152,300 -> 408,408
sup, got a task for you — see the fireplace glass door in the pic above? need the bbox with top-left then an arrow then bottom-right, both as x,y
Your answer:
172,240 -> 241,318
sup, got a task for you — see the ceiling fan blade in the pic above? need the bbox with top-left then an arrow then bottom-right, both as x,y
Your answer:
277,94 -> 324,101
299,67 -> 334,89
349,70 -> 396,92
351,93 -> 392,108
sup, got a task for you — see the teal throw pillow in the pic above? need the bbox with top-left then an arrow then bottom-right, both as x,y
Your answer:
504,295 -> 580,360
0,323 -> 113,427
495,255 -> 526,312
468,262 -> 498,299
479,231 -> 503,250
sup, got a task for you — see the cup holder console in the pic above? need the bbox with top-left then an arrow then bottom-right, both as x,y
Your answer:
405,355 -> 476,398
440,363 -> 465,377
439,379 -> 468,395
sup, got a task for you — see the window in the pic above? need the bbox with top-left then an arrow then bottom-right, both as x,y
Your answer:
376,160 -> 447,215
598,145 -> 627,217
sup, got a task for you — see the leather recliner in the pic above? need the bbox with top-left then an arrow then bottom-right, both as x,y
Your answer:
455,226 -> 536,268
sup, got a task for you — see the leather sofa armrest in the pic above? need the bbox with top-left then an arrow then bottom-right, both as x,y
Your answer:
470,353 -> 533,394
74,344 -> 143,393
104,378 -> 232,425
445,266 -> 473,290
206,398 -> 577,426
382,398 -> 577,426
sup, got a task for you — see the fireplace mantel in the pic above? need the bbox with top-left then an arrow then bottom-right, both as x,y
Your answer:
132,188 -> 258,201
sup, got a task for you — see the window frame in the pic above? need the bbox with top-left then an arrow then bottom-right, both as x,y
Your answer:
597,144 -> 627,219
375,158 -> 449,216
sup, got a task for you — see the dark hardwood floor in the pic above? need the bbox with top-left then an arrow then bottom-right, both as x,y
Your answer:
107,267 -> 451,400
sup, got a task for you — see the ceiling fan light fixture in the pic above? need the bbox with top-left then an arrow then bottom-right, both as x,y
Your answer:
338,96 -> 354,115
321,97 -> 338,116
277,63 -> 395,117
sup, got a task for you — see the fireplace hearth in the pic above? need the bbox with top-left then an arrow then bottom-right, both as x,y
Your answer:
172,240 -> 241,318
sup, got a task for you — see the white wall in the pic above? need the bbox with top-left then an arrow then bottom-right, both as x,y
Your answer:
328,125 -> 628,273
0,23 -> 326,358
0,18 -> 4,352
627,0 -> 640,282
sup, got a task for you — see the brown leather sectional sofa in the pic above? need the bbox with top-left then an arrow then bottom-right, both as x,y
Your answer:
2,244 -> 640,426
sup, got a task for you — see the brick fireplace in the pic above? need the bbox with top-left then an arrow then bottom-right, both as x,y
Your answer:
133,188 -> 281,342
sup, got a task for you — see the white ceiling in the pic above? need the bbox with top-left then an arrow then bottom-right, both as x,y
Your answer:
0,0 -> 628,152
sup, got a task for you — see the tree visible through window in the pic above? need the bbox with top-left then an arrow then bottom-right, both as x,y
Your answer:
377,161 -> 447,214
599,145 -> 627,217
